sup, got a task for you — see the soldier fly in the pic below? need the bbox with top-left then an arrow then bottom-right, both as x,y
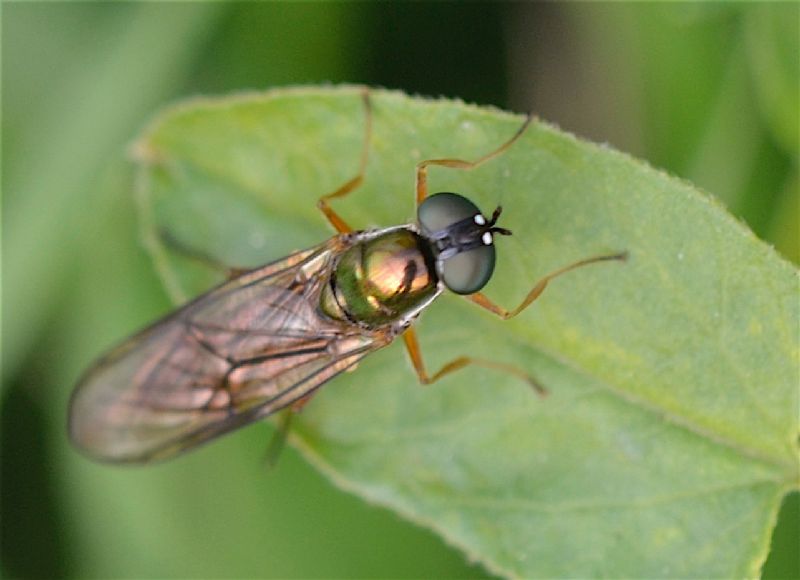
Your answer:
69,91 -> 626,463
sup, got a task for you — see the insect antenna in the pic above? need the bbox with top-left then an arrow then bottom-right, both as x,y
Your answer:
486,206 -> 512,237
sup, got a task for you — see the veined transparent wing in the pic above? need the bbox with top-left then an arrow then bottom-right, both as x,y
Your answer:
69,237 -> 385,463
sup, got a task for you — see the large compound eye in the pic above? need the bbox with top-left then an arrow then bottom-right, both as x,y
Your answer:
417,192 -> 481,234
418,192 -> 497,294
441,244 -> 496,295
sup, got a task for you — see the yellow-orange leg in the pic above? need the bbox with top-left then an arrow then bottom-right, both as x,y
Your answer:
466,251 -> 628,319
316,88 -> 373,234
415,114 -> 532,206
402,327 -> 547,396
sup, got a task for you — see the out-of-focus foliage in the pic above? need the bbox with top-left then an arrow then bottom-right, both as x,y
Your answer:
2,3 -> 797,579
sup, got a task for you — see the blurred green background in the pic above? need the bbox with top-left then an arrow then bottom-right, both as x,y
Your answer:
2,3 -> 797,578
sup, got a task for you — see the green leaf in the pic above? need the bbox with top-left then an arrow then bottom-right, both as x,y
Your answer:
134,86 -> 799,578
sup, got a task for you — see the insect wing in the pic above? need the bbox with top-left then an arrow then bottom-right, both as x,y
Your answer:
69,239 -> 381,463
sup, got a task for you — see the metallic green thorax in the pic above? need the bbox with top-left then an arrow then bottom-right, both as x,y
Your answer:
320,229 -> 439,327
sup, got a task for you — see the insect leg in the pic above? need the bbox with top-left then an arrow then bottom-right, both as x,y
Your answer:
466,252 -> 628,319
263,409 -> 293,469
415,114 -> 532,207
159,228 -> 249,279
317,89 -> 373,234
402,327 -> 546,396
261,390 -> 316,469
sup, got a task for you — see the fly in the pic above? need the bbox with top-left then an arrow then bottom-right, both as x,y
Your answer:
68,91 -> 626,463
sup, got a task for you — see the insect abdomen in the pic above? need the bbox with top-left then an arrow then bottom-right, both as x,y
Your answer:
320,229 -> 438,327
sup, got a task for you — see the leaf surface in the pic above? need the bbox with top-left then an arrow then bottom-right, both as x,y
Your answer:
135,86 -> 799,578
